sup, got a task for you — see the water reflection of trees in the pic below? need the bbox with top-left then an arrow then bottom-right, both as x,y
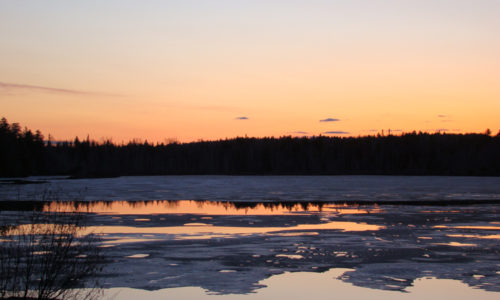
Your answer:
44,200 -> 332,214
3,200 -> 334,214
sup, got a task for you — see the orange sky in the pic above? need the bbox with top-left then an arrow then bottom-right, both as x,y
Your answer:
1,1 -> 499,142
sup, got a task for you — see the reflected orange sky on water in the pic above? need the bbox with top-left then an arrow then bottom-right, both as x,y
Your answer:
434,225 -> 500,231
43,200 -> 382,216
36,200 -> 385,242
84,221 -> 384,243
446,234 -> 500,240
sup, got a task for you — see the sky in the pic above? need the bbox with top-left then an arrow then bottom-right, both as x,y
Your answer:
1,0 -> 499,143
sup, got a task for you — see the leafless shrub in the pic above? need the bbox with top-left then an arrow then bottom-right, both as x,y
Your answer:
0,210 -> 104,299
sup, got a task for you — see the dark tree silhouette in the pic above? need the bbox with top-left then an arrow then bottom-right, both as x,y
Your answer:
1,117 -> 500,178
0,118 -> 45,177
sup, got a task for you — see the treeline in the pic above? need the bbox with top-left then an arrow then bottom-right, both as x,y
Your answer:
0,118 -> 45,177
1,117 -> 500,177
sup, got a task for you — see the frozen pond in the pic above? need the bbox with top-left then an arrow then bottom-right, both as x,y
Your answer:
1,176 -> 500,299
2,175 -> 500,203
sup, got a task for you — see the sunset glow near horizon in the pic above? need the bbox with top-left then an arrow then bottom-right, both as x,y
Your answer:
1,0 -> 499,143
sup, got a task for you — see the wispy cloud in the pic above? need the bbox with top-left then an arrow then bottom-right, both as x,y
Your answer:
436,115 -> 454,122
235,116 -> 249,120
291,131 -> 308,135
198,105 -> 236,112
319,118 -> 340,122
162,103 -> 239,112
0,81 -> 116,96
436,128 -> 463,132
324,131 -> 349,135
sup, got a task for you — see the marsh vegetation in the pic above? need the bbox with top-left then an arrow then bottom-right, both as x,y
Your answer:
0,210 -> 103,299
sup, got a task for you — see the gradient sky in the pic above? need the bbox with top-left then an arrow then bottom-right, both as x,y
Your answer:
1,0 -> 499,142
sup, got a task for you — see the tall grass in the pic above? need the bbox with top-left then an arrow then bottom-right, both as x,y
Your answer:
0,210 -> 104,299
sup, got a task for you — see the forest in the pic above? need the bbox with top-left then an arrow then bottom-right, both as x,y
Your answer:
1,117 -> 500,178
